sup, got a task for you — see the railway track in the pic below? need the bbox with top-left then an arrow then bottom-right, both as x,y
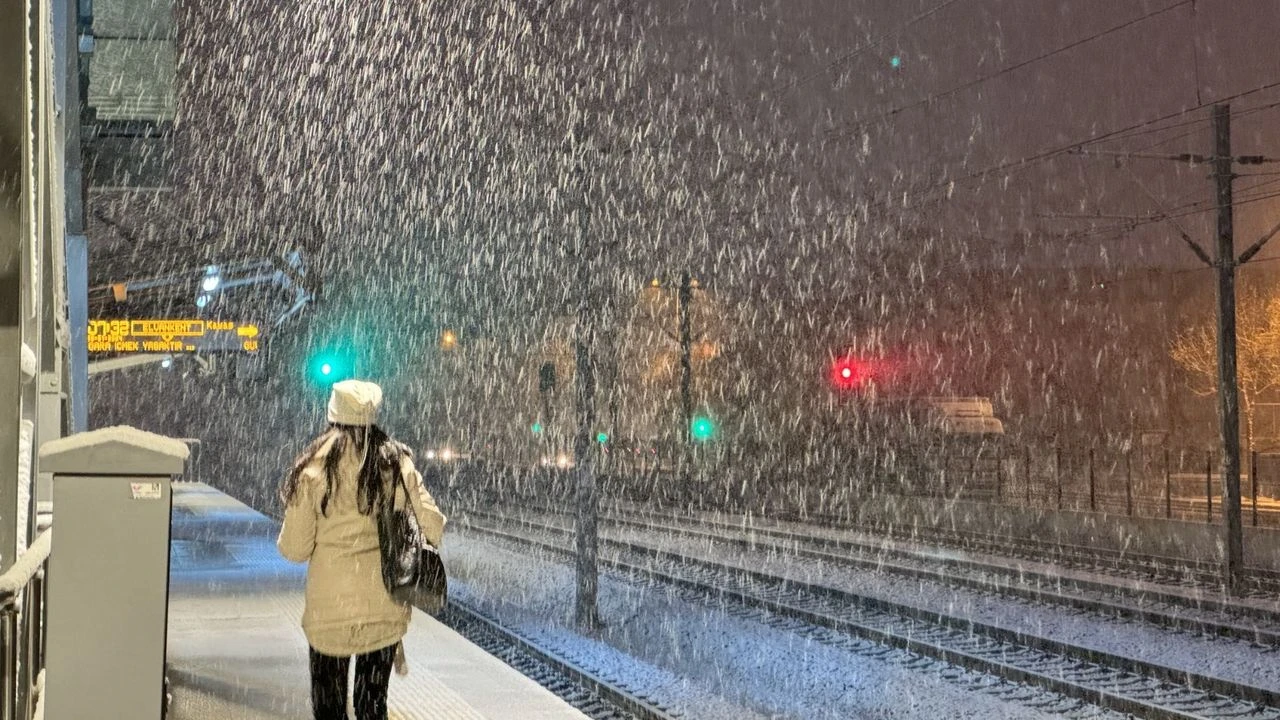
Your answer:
774,508 -> 1280,596
517,504 -> 1280,645
495,495 -> 1280,627
437,598 -> 682,720
458,510 -> 1280,720
477,493 -> 1280,596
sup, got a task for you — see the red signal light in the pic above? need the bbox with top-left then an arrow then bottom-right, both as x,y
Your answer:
829,353 -> 890,392
830,357 -> 871,390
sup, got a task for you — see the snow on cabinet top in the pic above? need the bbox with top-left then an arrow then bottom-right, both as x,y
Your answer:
39,426 -> 190,476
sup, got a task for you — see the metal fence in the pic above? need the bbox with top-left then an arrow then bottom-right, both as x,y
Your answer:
962,445 -> 1280,527
0,530 -> 50,720
445,437 -> 1280,529
682,441 -> 1280,526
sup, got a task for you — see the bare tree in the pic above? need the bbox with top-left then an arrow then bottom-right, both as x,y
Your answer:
1171,285 -> 1280,453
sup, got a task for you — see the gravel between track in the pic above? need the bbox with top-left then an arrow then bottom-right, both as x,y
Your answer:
591,520 -> 1280,694
443,529 -> 1120,720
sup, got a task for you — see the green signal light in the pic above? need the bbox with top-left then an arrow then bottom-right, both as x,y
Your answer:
890,55 -> 902,68
309,350 -> 353,387
596,432 -> 609,444
531,423 -> 544,435
691,416 -> 715,442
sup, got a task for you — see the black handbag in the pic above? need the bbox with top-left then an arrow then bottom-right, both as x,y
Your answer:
377,472 -> 447,614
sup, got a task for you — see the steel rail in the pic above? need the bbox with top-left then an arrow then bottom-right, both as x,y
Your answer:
461,514 -> 1280,720
438,599 -> 681,720
583,508 -> 1280,641
775,508 -> 1280,593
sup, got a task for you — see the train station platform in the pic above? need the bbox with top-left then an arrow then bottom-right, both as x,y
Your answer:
167,482 -> 587,720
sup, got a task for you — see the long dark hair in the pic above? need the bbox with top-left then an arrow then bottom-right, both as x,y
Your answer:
279,423 -> 412,516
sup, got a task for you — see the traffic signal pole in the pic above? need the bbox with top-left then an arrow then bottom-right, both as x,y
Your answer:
1212,104 -> 1244,593
572,158 -> 600,632
678,272 -> 694,446
676,272 -> 698,494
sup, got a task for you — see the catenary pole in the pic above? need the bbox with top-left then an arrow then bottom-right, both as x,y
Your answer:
1212,103 -> 1244,592
1073,104 -> 1280,591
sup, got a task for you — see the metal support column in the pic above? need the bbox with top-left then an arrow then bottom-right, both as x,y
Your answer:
1,0 -> 34,576
64,0 -> 88,434
1211,104 -> 1244,592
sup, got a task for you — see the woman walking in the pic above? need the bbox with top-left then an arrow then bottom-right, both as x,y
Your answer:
278,379 -> 447,719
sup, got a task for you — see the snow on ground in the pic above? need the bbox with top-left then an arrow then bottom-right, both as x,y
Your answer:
636,504 -> 1280,618
443,530 -> 1116,720
596,522 -> 1280,694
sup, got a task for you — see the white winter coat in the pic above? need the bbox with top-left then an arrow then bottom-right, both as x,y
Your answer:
277,435 -> 446,656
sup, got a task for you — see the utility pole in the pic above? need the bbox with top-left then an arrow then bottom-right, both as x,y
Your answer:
538,360 -> 556,442
676,272 -> 697,496
1069,103 -> 1280,592
1212,103 -> 1244,592
678,272 -> 694,446
571,156 -> 600,632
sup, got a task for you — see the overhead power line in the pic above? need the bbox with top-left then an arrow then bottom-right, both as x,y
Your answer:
693,83 -> 1280,242
1098,98 -> 1280,148
1066,148 -> 1280,165
1056,187 -> 1280,242
825,0 -> 1193,141
880,77 -> 1280,218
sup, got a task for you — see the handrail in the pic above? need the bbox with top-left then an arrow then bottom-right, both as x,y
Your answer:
29,673 -> 42,720
0,532 -> 51,602
0,530 -> 52,720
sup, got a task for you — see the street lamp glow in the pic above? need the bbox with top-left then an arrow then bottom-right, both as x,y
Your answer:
195,293 -> 212,309
441,329 -> 458,350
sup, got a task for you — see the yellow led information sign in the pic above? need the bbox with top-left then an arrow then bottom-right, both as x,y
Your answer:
88,319 -> 260,354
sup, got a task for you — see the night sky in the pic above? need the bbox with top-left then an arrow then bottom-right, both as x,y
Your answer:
86,1 -> 1280,500
91,1 -> 1280,281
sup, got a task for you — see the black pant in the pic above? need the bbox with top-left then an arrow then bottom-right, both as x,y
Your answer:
309,644 -> 397,720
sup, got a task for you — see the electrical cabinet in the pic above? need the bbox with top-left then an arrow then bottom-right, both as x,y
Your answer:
39,426 -> 188,720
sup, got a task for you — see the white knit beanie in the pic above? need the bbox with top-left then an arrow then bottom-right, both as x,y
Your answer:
327,380 -> 383,426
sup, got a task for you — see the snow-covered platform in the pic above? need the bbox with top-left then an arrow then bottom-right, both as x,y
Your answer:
167,482 -> 587,720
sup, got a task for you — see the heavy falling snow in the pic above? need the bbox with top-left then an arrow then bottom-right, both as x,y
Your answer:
72,0 -> 1280,718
